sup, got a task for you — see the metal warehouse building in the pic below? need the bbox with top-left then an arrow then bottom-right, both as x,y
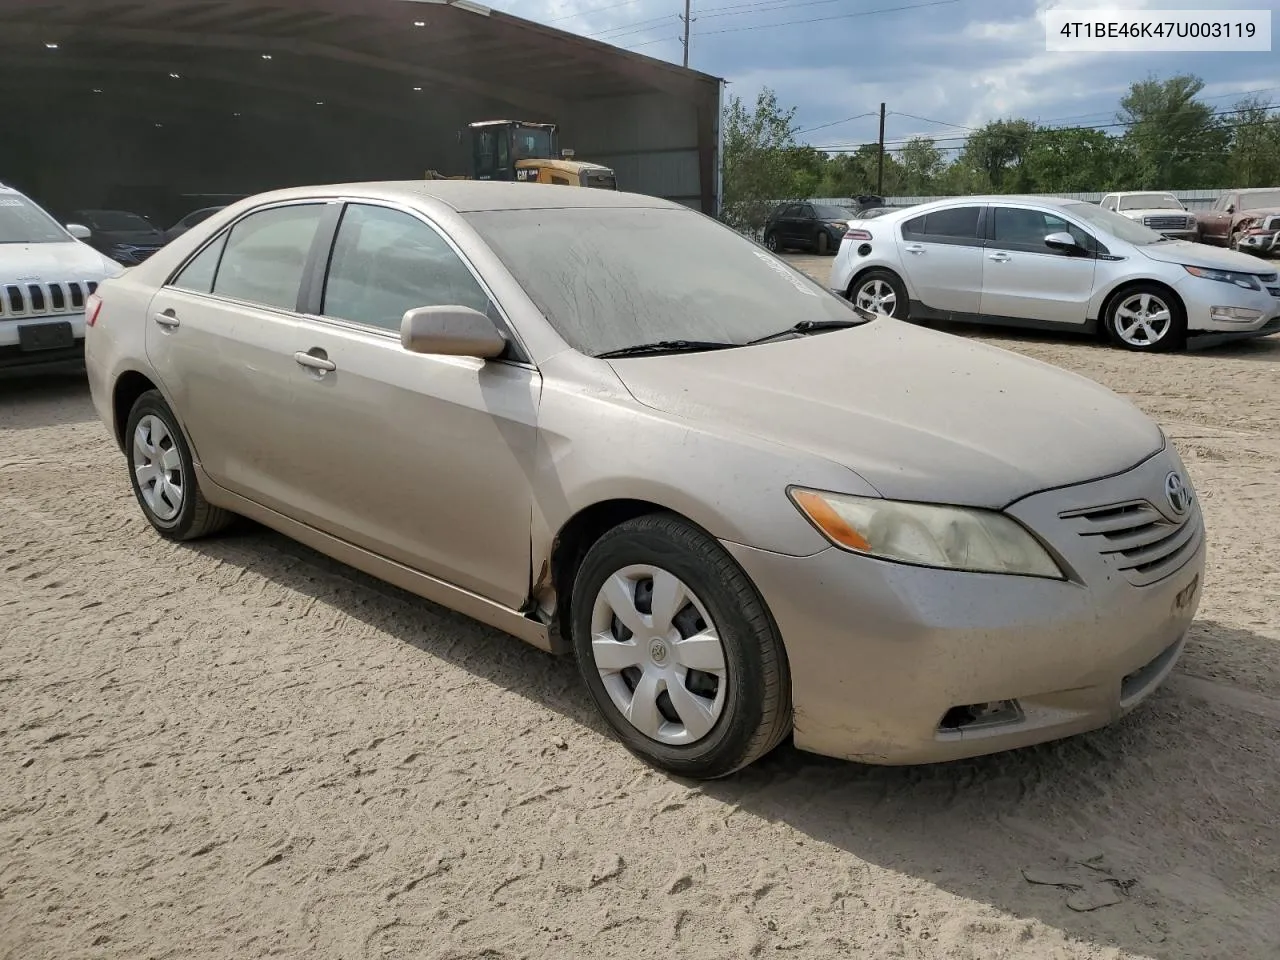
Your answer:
0,0 -> 724,224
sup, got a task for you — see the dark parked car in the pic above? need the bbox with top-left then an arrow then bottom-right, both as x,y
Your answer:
71,209 -> 166,265
763,202 -> 856,255
852,206 -> 900,220
164,205 -> 226,244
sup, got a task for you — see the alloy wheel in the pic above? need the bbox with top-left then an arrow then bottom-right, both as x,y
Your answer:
856,278 -> 898,316
589,564 -> 728,745
132,414 -> 185,522
1113,292 -> 1172,347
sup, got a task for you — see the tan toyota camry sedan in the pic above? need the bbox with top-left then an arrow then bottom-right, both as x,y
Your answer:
84,182 -> 1205,778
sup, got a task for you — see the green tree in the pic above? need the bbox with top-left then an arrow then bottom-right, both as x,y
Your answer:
897,137 -> 943,194
1226,95 -> 1280,187
1022,128 -> 1125,192
1118,74 -> 1229,188
958,119 -> 1037,192
720,88 -> 800,233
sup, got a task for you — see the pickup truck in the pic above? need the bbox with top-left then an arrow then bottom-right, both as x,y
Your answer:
1194,188 -> 1280,256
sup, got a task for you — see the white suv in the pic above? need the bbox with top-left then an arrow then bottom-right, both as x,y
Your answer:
1,183 -> 123,374
829,195 -> 1280,352
1099,191 -> 1199,241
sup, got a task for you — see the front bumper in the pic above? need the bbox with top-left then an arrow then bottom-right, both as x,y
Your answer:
0,313 -> 87,373
1177,274 -> 1280,334
1237,231 -> 1280,256
727,446 -> 1205,765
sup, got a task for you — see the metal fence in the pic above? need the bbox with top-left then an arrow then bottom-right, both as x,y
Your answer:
810,189 -> 1230,211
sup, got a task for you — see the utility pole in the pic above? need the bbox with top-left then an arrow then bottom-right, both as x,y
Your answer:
680,0 -> 694,68
876,102 -> 886,195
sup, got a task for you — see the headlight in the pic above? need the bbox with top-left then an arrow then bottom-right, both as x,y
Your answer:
1183,265 -> 1261,290
790,488 -> 1064,578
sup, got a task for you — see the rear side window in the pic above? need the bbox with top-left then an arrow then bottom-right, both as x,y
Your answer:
212,204 -> 325,310
902,206 -> 982,241
171,234 -> 228,294
321,203 -> 490,332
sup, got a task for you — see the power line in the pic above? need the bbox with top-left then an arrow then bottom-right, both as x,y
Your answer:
796,111 -> 877,135
698,0 -> 960,36
889,111 -> 975,131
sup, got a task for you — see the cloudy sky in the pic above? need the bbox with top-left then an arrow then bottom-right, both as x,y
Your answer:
505,0 -> 1280,155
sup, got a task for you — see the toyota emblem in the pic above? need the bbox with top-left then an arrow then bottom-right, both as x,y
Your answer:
1164,472 -> 1193,516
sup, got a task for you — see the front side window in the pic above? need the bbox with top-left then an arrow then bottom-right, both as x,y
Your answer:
992,207 -> 1093,252
322,203 -> 490,332
212,203 -> 325,310
0,193 -> 69,244
465,206 -> 864,358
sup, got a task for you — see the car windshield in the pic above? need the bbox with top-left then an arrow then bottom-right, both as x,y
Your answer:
1240,190 -> 1280,210
0,193 -> 70,244
814,205 -> 854,219
1062,201 -> 1164,245
80,210 -> 153,231
1118,194 -> 1182,210
466,207 -> 865,357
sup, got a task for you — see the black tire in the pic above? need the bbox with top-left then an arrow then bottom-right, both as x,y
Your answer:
124,389 -> 234,541
848,268 -> 909,320
816,230 -> 830,255
1103,283 -> 1186,352
764,231 -> 780,252
570,514 -> 792,779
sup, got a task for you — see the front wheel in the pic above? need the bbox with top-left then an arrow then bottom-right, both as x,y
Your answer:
764,231 -> 780,252
1105,286 -> 1185,352
816,231 -> 830,255
570,515 -> 792,779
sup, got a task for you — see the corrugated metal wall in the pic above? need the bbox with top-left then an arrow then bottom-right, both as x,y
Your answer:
561,92 -> 704,208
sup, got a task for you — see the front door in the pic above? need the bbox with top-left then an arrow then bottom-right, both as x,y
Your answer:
897,205 -> 986,315
1201,194 -> 1235,245
281,201 -> 540,609
980,205 -> 1097,326
144,201 -> 330,512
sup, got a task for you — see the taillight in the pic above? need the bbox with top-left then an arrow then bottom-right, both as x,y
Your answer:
842,229 -> 873,242
85,293 -> 103,327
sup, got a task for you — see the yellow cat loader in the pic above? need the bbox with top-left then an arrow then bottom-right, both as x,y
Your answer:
427,120 -> 617,190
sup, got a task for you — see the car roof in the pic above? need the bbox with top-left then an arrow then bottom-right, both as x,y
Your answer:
1106,190 -> 1176,196
228,180 -> 681,214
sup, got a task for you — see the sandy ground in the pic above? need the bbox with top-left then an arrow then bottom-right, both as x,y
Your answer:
2,256 -> 1279,960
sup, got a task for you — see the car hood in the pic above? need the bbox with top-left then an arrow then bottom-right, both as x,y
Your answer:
1136,239 -> 1273,271
607,320 -> 1164,508
0,241 -> 112,280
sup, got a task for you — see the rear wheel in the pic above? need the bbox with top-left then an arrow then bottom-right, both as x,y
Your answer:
125,390 -> 234,541
570,514 -> 792,779
850,269 -> 908,319
1105,285 -> 1185,352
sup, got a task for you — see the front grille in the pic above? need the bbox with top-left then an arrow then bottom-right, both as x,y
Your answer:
1143,215 -> 1194,230
1060,498 -> 1202,587
0,280 -> 97,318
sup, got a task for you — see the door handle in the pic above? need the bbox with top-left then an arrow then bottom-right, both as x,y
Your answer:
904,244 -> 925,254
153,312 -> 180,329
988,252 -> 1011,262
294,350 -> 336,373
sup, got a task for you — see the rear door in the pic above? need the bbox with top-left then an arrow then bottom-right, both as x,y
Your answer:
980,205 -> 1097,326
796,203 -> 818,248
144,200 -> 333,512
897,205 -> 986,315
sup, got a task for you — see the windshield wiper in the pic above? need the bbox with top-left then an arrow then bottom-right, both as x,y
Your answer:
595,339 -> 737,359
746,318 -> 862,346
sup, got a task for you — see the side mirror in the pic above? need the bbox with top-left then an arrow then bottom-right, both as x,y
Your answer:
66,223 -> 91,240
1044,231 -> 1083,253
1225,205 -> 1234,215
400,305 -> 506,359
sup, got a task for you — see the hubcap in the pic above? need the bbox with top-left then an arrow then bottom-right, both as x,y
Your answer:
1114,293 -> 1172,346
856,279 -> 897,316
590,564 -> 728,746
132,414 -> 184,522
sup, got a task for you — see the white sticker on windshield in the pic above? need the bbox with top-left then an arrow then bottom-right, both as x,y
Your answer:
753,248 -> 819,297
0,198 -> 24,207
